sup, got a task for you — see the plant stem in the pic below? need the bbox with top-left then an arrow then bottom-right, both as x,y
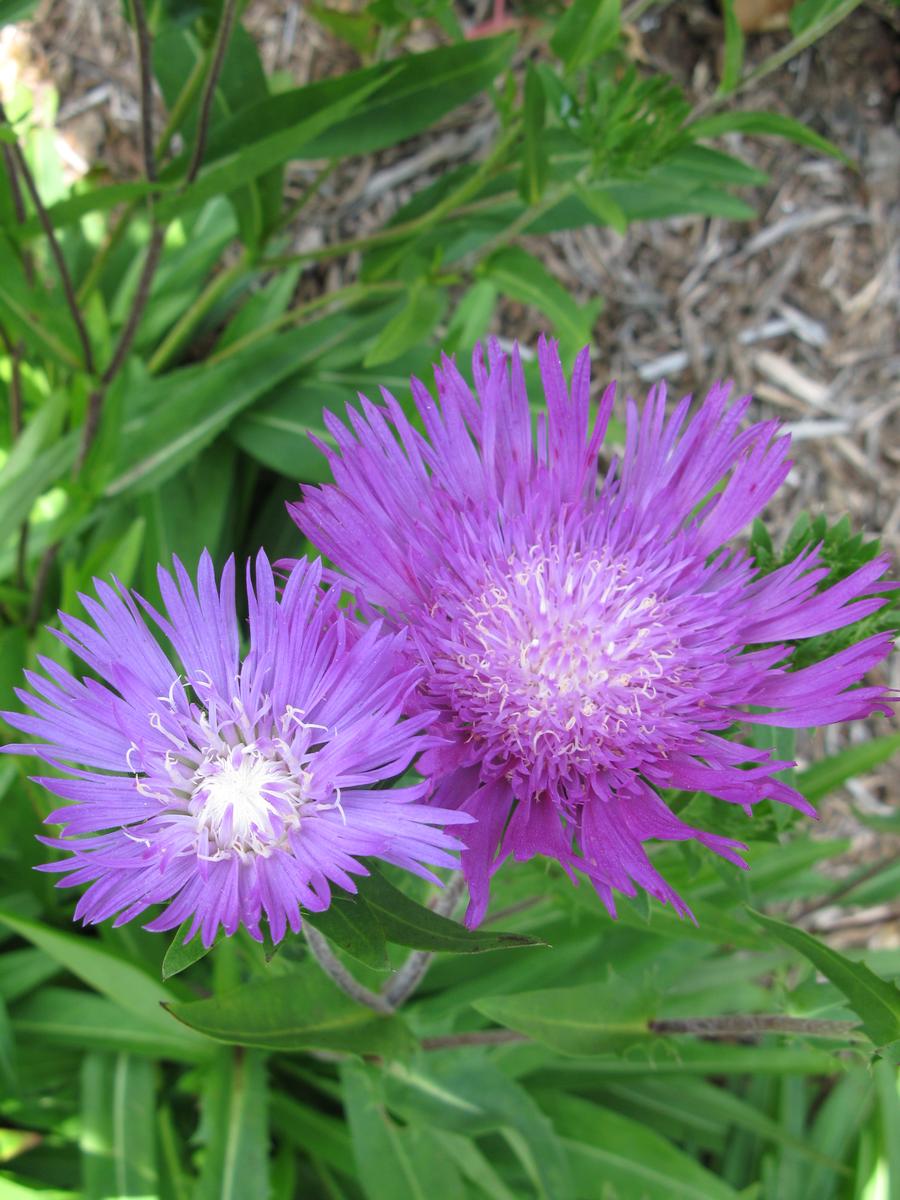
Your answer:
147,250 -> 249,374
205,280 -> 405,366
304,925 -> 394,1015
77,221 -> 167,469
273,160 -> 339,236
131,0 -> 157,182
791,856 -> 899,922
649,1015 -> 861,1039
692,0 -> 862,117
422,1030 -> 527,1051
0,102 -> 95,376
26,541 -> 60,633
381,873 -> 467,1008
186,0 -> 238,185
260,125 -> 519,274
420,1014 -> 861,1053
76,42 -> 210,306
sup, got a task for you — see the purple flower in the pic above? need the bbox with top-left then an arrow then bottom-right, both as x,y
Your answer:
291,337 -> 895,927
4,553 -> 468,946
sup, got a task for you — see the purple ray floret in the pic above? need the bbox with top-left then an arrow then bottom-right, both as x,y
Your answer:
4,552 -> 468,946
291,337 -> 895,926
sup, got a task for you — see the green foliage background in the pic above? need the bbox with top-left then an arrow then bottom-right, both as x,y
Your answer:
0,0 -> 897,1196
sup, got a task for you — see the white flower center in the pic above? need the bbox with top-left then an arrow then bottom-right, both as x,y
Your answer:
191,746 -> 310,856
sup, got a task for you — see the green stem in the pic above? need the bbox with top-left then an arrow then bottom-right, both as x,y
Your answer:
76,39 -> 213,307
205,280 -> 404,366
147,251 -> 250,374
692,0 -> 862,116
260,125 -> 520,273
272,160 -> 338,236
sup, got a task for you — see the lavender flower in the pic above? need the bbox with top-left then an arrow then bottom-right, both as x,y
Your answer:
4,552 -> 467,946
292,337 -> 894,927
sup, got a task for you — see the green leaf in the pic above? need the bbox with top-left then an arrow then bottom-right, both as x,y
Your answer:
309,2 -> 378,53
795,732 -> 900,803
155,69 -> 388,222
12,986 -> 208,1062
443,280 -> 497,354
718,0 -> 745,94
520,65 -> 547,205
0,947 -> 59,1003
544,1092 -> 741,1200
483,246 -> 597,356
166,967 -> 416,1057
385,1057 -> 574,1200
570,182 -> 627,234
161,921 -> 218,980
342,1063 -> 466,1200
2,181 -> 163,241
303,891 -> 390,971
0,254 -> 84,368
790,0 -> 854,35
873,1058 -> 900,1200
358,868 -> 543,955
0,1175 -> 79,1198
687,111 -> 852,166
0,995 -> 16,1094
152,22 -> 281,247
0,433 -> 78,537
194,1049 -> 269,1200
193,36 -> 515,167
432,1131 -> 517,1200
363,283 -> 447,368
104,328 -> 320,496
473,973 -> 655,1055
748,909 -> 900,1051
550,0 -> 620,72
270,1093 -> 354,1179
80,1053 -> 157,1200
341,1062 -> 466,1199
0,908 -> 207,1054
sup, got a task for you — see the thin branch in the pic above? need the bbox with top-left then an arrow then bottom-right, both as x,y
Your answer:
422,1030 -> 527,1051
792,856 -> 898,922
186,0 -> 238,185
304,925 -> 394,1015
1,304 -> 29,592
649,1015 -> 860,1039
691,0 -> 860,118
2,143 -> 35,286
381,874 -> 467,1008
131,0 -> 157,182
76,219 -> 165,470
420,1014 -> 861,1054
0,101 -> 95,376
27,541 -> 60,633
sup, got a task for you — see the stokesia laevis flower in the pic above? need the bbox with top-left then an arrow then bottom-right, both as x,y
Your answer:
3,552 -> 468,946
291,337 -> 895,927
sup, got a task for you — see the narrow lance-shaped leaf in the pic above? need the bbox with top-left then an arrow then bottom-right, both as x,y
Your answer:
80,1052 -> 158,1200
718,0 -> 746,94
749,908 -> 900,1053
341,1062 -> 467,1200
194,1048 -> 270,1200
520,64 -> 547,205
13,986 -> 210,1062
0,908 -> 208,1053
166,966 -> 416,1057
473,973 -> 657,1055
357,867 -> 544,954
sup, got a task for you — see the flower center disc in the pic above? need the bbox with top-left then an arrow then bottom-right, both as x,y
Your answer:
432,541 -> 685,800
192,747 -> 304,855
